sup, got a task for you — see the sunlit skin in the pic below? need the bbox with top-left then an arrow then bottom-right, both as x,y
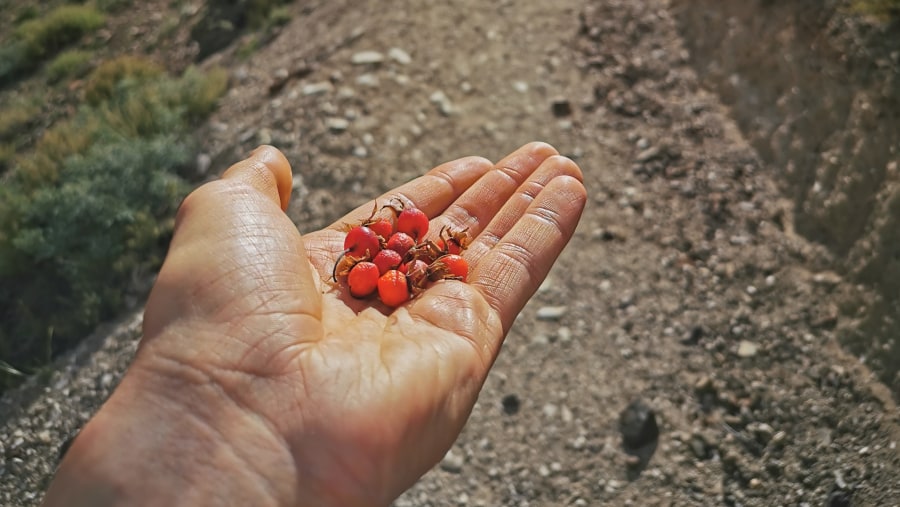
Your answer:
42,142 -> 586,507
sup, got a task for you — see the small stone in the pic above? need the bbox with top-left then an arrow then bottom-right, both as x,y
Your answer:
636,146 -> 662,162
571,435 -> 587,450
689,433 -> 710,460
750,422 -> 775,444
557,326 -> 572,342
551,98 -> 572,117
827,490 -> 852,507
813,271 -> 842,286
429,90 -> 454,116
502,394 -> 520,415
538,464 -> 551,477
619,399 -> 659,449
536,306 -> 567,321
737,340 -> 759,357
326,117 -> 350,132
561,406 -> 574,423
195,153 -> 211,176
274,68 -> 289,80
352,146 -> 368,158
440,449 -> 464,473
531,333 -> 550,345
512,80 -> 529,93
356,73 -> 379,87
36,430 -> 52,445
302,81 -> 333,95
388,47 -> 412,65
351,51 -> 384,65
542,403 -> 559,418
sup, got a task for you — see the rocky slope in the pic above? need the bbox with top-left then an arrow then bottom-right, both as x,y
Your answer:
2,0 -> 898,505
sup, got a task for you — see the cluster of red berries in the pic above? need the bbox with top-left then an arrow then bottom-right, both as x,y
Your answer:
333,199 -> 471,307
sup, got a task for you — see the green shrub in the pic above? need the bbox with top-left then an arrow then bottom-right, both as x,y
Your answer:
84,55 -> 164,105
0,63 -> 228,388
46,49 -> 94,83
15,5 -> 106,60
0,41 -> 28,85
0,100 -> 39,141
0,143 -> 15,171
853,0 -> 900,19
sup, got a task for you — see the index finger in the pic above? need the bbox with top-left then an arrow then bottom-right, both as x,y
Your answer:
469,174 -> 586,335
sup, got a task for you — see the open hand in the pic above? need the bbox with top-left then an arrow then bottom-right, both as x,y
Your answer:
44,143 -> 586,507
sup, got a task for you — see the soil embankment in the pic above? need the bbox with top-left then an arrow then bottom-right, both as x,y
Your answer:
674,0 -> 900,394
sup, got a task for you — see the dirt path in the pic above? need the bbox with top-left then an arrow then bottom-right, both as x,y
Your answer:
2,0 -> 899,505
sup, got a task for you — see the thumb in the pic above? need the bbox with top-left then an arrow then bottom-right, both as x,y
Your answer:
143,146 -> 320,339
221,145 -> 294,211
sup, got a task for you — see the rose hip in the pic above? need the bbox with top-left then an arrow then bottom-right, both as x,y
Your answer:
430,254 -> 468,282
378,270 -> 409,307
373,249 -> 403,275
397,207 -> 429,240
347,261 -> 379,298
344,226 -> 380,258
386,232 -> 415,259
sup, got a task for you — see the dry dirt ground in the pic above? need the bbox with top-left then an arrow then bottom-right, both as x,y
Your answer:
2,0 -> 900,505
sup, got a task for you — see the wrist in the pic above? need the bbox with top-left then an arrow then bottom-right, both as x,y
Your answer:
43,355 -> 298,507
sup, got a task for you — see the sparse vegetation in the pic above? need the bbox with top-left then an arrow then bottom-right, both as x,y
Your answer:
0,57 -> 228,390
15,5 -> 106,60
46,49 -> 94,83
0,4 -> 106,84
853,0 -> 900,19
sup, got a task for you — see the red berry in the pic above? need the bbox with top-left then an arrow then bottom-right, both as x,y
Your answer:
373,249 -> 402,275
397,207 -> 429,240
401,259 -> 428,286
431,254 -> 468,282
436,239 -> 463,256
347,261 -> 379,298
344,226 -> 380,258
378,270 -> 409,307
385,232 -> 415,259
368,218 -> 394,240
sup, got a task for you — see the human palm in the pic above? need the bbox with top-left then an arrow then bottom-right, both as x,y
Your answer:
45,143 -> 585,507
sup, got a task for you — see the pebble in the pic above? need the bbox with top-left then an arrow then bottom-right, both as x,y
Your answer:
551,98 -> 572,117
556,326 -> 572,342
512,80 -> 529,93
302,81 -> 333,96
619,399 -> 659,448
561,405 -> 574,423
351,50 -> 384,65
440,449 -> 464,473
352,146 -> 368,158
536,306 -> 567,321
502,394 -> 521,415
356,73 -> 380,87
35,430 -> 52,445
388,47 -> 412,65
636,146 -> 662,162
325,117 -> 350,132
737,340 -> 759,357
429,90 -> 455,116
542,403 -> 559,418
195,153 -> 211,175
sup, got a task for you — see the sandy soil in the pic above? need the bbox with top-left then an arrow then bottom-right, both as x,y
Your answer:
2,0 -> 899,505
